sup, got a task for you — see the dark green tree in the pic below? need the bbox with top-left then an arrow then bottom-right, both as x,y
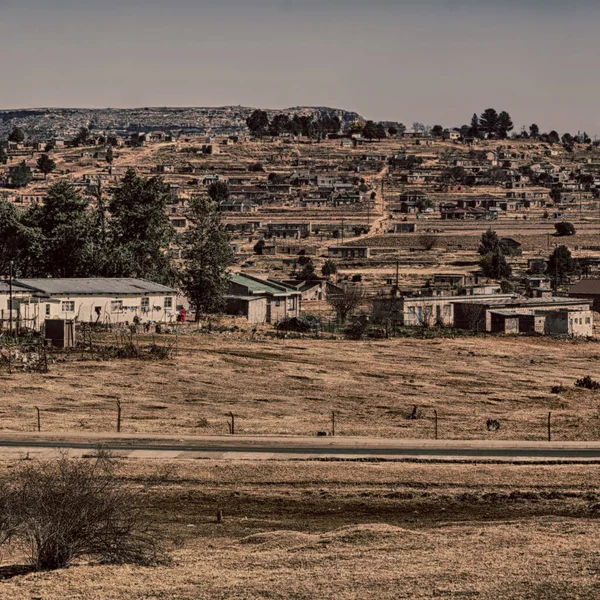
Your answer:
246,110 -> 270,136
180,195 -> 234,319
548,245 -> 577,286
0,145 -> 7,165
548,130 -> 560,144
469,113 -> 479,137
529,124 -> 540,138
321,259 -> 337,277
207,181 -> 230,203
24,182 -> 93,277
72,127 -> 90,147
388,126 -> 398,136
107,170 -> 176,283
36,154 -> 56,179
479,109 -> 499,137
106,146 -> 114,165
431,125 -> 444,137
480,250 -> 512,280
8,127 -> 25,143
554,221 -> 576,236
497,111 -> 514,138
11,161 -> 32,188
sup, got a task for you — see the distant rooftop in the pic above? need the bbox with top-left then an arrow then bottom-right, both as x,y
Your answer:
14,278 -> 177,296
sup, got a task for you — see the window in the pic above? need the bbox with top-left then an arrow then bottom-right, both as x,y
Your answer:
45,304 -> 51,316
164,297 -> 173,309
141,297 -> 150,311
287,297 -> 295,310
61,301 -> 75,312
408,307 -> 416,315
275,299 -> 281,307
444,306 -> 451,316
586,317 -> 591,324
111,300 -> 123,312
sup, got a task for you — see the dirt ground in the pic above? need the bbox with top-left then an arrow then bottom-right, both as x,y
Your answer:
2,332 -> 600,441
1,459 -> 599,599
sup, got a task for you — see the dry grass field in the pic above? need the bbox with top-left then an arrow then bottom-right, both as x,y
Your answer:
2,331 -> 600,441
1,459 -> 599,599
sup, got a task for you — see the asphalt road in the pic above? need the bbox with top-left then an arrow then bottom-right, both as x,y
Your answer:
2,433 -> 600,461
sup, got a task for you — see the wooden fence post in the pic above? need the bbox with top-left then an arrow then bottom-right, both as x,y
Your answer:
35,406 -> 40,432
331,411 -> 336,436
228,412 -> 235,435
116,400 -> 122,433
547,411 -> 551,442
434,409 -> 438,440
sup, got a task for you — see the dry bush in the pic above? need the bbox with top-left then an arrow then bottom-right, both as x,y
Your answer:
0,452 -> 169,571
327,285 -> 365,323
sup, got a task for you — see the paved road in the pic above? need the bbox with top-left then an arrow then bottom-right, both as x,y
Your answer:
2,433 -> 600,461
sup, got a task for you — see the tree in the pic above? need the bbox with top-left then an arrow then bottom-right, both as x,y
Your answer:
106,145 -> 114,165
321,259 -> 337,277
246,110 -> 270,136
363,121 -> 386,140
8,127 -> 25,143
431,125 -> 444,137
469,113 -> 479,137
529,124 -> 540,138
180,195 -> 234,318
0,200 -> 30,276
36,153 -> 56,179
561,133 -> 575,152
388,127 -> 398,136
480,250 -> 512,280
253,239 -> 266,255
207,181 -> 230,204
548,130 -> 560,144
298,259 -> 316,280
10,161 -> 32,188
24,182 -> 93,278
0,453 -> 168,571
478,229 -> 501,255
0,146 -> 7,165
72,127 -> 90,147
107,170 -> 176,283
548,245 -> 577,285
497,111 -> 514,138
479,109 -> 499,137
326,285 -> 365,323
554,221 -> 576,236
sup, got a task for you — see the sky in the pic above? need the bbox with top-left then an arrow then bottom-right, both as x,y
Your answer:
1,0 -> 600,134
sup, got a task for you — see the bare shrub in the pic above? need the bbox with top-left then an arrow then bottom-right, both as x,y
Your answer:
575,375 -> 600,390
326,285 -> 365,323
0,453 -> 169,571
486,419 -> 501,432
419,234 -> 438,251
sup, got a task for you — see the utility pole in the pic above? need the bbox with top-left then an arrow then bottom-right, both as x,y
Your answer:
341,218 -> 345,246
8,261 -> 13,338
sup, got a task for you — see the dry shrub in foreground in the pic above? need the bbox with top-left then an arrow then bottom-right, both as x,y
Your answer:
0,452 -> 169,571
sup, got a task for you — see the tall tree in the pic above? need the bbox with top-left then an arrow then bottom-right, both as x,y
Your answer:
478,229 -> 501,255
24,182 -> 92,277
479,109 -> 499,137
548,245 -> 577,286
108,169 -> 176,283
106,145 -> 114,165
470,113 -> 479,137
548,130 -> 560,144
180,195 -> 234,319
36,154 -> 56,179
497,111 -> 514,138
479,250 -> 512,280
529,123 -> 540,138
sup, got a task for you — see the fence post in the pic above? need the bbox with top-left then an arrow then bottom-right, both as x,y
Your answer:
331,411 -> 336,436
228,412 -> 235,435
433,409 -> 438,440
547,411 -> 551,442
116,400 -> 122,433
35,406 -> 40,432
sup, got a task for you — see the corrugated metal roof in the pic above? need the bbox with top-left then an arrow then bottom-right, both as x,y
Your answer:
0,282 -> 33,294
569,279 -> 600,296
228,273 -> 300,297
14,278 -> 177,296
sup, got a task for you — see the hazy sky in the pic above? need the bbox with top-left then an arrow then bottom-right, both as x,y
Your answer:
1,0 -> 599,134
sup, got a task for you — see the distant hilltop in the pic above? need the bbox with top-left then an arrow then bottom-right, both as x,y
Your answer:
0,106 -> 363,141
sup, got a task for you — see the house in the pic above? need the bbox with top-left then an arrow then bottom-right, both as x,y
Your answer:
442,130 -> 461,141
399,190 -> 428,214
13,278 -> 180,329
394,223 -> 418,233
0,281 -> 32,330
270,278 -> 336,302
568,279 -> 600,311
225,273 -> 301,324
327,246 -> 370,259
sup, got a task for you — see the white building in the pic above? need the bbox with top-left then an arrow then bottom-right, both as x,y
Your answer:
13,278 -> 180,330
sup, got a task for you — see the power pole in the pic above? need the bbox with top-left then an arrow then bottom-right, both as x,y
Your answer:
8,261 -> 13,338
341,218 -> 345,246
